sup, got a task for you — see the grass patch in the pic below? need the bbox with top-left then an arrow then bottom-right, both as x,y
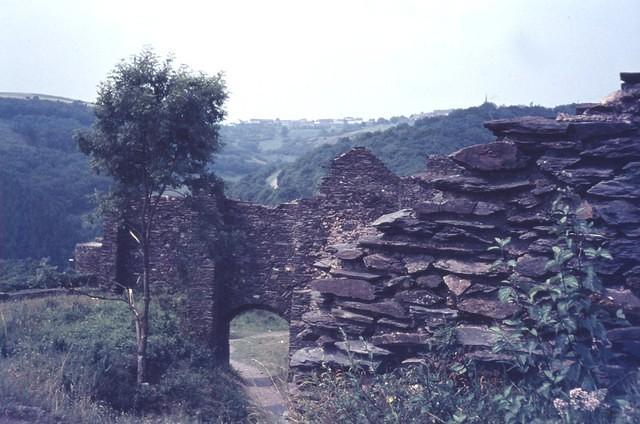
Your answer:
229,309 -> 288,339
0,295 -> 255,423
230,309 -> 289,393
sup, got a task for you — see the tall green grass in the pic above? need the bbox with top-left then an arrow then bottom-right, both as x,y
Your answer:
0,295 -> 255,423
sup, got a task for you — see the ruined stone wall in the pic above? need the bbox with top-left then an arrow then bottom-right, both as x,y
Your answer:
75,72 -> 640,374
290,73 -> 640,372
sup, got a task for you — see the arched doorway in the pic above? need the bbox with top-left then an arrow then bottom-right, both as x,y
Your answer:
228,307 -> 289,392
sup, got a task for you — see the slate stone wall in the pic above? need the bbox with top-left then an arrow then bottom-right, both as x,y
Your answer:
291,73 -> 640,372
75,73 -> 640,374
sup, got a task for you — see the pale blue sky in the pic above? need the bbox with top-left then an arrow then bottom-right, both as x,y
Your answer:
1,0 -> 639,120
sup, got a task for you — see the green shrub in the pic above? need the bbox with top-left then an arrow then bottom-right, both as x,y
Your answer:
0,258 -> 94,292
292,361 -> 502,423
489,191 -> 632,423
0,295 -> 253,423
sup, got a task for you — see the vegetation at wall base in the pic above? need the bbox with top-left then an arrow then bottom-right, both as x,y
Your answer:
289,341 -> 640,423
290,194 -> 640,424
0,295 -> 254,423
0,258 -> 95,292
486,190 -> 634,423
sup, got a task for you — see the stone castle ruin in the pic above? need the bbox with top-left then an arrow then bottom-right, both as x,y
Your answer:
76,72 -> 640,375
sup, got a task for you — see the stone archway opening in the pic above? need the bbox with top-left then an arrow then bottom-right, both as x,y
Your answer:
228,307 -> 290,390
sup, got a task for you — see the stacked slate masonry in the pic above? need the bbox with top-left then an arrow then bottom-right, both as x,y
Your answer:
76,72 -> 640,375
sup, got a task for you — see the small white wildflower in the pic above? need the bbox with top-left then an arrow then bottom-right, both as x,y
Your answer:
568,388 -> 607,412
553,398 -> 569,412
409,384 -> 422,394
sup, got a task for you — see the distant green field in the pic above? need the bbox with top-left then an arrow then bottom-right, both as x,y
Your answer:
0,92 -> 91,105
229,309 -> 289,390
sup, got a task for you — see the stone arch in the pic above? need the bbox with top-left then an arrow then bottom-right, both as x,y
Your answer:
221,303 -> 290,367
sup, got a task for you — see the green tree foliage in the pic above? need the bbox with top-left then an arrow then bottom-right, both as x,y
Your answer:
76,48 -> 227,384
229,103 -> 575,204
0,97 -> 108,265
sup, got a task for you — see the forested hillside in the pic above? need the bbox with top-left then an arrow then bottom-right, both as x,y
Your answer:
228,103 -> 575,204
212,119 -> 397,182
0,96 -> 574,265
0,97 -> 109,265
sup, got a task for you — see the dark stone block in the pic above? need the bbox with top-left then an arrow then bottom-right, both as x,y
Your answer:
465,284 -> 498,295
604,288 -> 640,316
451,141 -> 529,171
568,121 -> 637,140
594,200 -> 640,225
528,239 -> 555,255
457,297 -> 519,319
484,117 -> 569,139
337,249 -> 364,261
403,254 -> 434,274
335,340 -> 392,356
443,274 -> 471,296
432,175 -> 533,193
409,306 -> 459,326
465,350 -> 513,363
431,227 -> 493,245
331,308 -> 376,325
329,269 -> 383,282
455,325 -> 498,346
474,201 -> 504,216
371,332 -> 429,347
384,276 -> 414,289
337,300 -> 408,319
621,341 -> 640,359
581,137 -> 640,160
358,238 -> 486,255
434,259 -> 494,276
290,347 -> 351,368
363,254 -> 404,273
371,209 -> 413,228
621,73 -> 640,84
607,327 -> 640,342
395,289 -> 444,307
516,254 -> 549,278
537,155 -> 580,174
434,219 -> 495,230
507,213 -> 552,226
609,239 -> 640,262
302,310 -> 339,330
309,278 -> 376,300
313,259 -> 332,270
378,318 -> 413,330
415,198 -> 477,215
416,275 -> 444,289
556,167 -> 615,189
588,178 -> 640,199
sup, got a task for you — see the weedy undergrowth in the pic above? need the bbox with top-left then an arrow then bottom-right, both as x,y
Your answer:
489,189 -> 635,423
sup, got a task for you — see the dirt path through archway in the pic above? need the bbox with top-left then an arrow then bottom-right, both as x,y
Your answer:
230,331 -> 289,423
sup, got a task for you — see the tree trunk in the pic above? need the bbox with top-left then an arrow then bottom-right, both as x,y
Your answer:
136,241 -> 151,384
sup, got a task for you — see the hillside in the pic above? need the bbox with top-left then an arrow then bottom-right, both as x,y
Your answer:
0,94 -> 574,264
227,102 -> 575,204
0,97 -> 108,265
214,119 -> 396,182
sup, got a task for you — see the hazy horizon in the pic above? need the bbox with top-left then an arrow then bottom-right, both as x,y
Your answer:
1,0 -> 639,121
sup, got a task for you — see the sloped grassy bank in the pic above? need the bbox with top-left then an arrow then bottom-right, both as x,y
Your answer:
0,295 -> 254,423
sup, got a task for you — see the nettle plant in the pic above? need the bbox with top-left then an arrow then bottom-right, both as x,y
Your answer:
489,190 -> 629,422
